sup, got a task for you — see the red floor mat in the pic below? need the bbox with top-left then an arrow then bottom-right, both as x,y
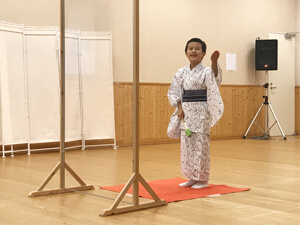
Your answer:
100,177 -> 250,202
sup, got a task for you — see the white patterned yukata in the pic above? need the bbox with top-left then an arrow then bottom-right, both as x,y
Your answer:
167,62 -> 224,182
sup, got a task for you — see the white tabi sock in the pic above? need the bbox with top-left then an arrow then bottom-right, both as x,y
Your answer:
179,179 -> 198,187
191,181 -> 209,189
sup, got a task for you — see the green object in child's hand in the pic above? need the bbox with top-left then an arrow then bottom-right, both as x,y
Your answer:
185,128 -> 192,137
183,120 -> 192,137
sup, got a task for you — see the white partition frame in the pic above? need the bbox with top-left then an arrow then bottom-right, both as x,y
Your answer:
0,22 -> 28,157
0,21 -> 116,157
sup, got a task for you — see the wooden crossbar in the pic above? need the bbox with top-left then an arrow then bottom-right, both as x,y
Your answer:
28,161 -> 94,197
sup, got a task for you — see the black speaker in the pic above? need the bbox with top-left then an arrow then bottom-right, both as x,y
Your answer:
255,39 -> 278,70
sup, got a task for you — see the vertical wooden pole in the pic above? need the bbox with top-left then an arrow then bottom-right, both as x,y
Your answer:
28,0 -> 94,198
132,0 -> 139,206
60,0 -> 66,188
100,0 -> 167,215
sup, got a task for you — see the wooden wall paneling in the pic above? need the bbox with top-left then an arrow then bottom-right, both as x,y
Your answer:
141,84 -> 153,141
238,86 -> 265,137
235,86 -> 247,135
114,83 -> 175,146
211,86 -> 235,137
140,84 -> 150,141
113,83 -> 120,144
2,84 -> 294,153
295,86 -> 300,135
113,83 -> 290,146
152,85 -> 159,139
156,85 -> 165,140
124,84 -> 133,145
248,86 -> 265,137
245,86 -> 264,137
114,83 -> 132,146
139,83 -> 174,144
156,85 -> 163,139
148,85 -> 155,139
139,84 -> 145,140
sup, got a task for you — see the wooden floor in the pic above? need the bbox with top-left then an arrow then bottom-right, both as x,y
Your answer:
1,136 -> 300,225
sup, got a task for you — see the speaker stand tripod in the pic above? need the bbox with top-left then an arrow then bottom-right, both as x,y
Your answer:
243,71 -> 287,140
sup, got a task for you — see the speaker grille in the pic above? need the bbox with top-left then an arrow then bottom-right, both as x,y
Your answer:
255,39 -> 278,70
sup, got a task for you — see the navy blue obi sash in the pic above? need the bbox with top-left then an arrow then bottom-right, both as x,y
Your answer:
182,89 -> 207,102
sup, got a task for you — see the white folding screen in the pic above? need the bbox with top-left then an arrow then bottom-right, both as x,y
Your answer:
0,23 -> 28,146
25,27 -> 60,143
0,22 -> 116,156
65,31 -> 82,142
81,33 -> 115,140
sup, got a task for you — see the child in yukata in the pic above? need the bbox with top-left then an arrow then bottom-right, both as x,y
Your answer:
167,38 -> 224,189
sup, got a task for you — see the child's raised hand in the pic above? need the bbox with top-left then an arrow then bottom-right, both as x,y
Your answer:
211,50 -> 220,63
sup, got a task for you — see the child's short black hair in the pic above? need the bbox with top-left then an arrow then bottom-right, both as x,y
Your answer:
185,38 -> 206,53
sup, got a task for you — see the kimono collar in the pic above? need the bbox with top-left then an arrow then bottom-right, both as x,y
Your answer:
187,62 -> 205,73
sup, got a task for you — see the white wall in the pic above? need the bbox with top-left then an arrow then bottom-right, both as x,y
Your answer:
0,0 -> 297,85
297,0 -> 300,85
0,0 -> 59,26
138,0 -> 296,84
111,0 -> 297,84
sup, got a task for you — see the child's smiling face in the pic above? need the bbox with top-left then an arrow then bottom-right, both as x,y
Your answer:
185,42 -> 206,67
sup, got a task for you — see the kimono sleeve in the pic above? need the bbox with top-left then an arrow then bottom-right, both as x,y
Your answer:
167,68 -> 184,108
167,108 -> 181,139
205,69 -> 224,127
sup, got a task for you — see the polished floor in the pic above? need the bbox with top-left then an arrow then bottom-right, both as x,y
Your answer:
1,136 -> 300,225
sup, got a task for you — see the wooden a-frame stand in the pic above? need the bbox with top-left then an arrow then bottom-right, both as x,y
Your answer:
100,0 -> 167,216
28,161 -> 94,197
28,0 -> 94,197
